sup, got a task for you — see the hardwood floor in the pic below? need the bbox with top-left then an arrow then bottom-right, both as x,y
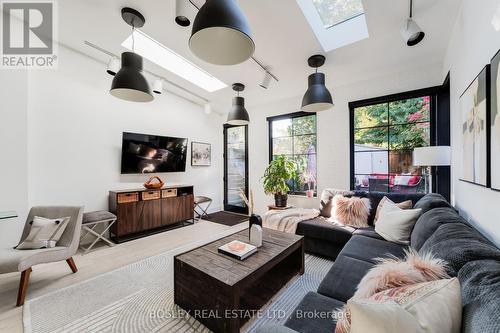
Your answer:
0,220 -> 248,333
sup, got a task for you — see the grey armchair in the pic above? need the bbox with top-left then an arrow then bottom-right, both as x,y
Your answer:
0,206 -> 84,306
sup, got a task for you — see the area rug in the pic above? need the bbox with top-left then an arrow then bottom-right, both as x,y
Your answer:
202,211 -> 249,226
24,233 -> 333,333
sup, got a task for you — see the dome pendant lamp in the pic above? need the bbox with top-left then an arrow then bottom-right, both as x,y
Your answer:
110,8 -> 153,103
189,0 -> 255,65
227,83 -> 250,125
301,55 -> 333,112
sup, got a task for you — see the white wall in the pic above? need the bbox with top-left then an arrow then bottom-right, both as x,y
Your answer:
0,70 -> 29,247
0,45 -> 224,246
249,62 -> 444,215
443,0 -> 500,246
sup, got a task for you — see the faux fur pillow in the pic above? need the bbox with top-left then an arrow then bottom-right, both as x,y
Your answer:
330,195 -> 371,228
335,249 -> 449,333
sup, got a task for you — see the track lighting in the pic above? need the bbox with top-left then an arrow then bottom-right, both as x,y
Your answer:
153,78 -> 163,94
227,83 -> 250,125
301,55 -> 333,112
259,70 -> 272,89
190,0 -> 255,65
401,0 -> 425,46
175,0 -> 194,27
106,57 -> 120,76
110,8 -> 153,103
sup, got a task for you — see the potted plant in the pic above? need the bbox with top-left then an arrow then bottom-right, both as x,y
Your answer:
300,171 -> 317,198
262,155 -> 297,207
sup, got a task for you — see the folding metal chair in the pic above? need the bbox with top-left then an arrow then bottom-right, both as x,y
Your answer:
80,211 -> 117,254
194,196 -> 212,221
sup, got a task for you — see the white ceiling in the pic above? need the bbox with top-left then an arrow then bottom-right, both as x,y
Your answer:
58,0 -> 460,113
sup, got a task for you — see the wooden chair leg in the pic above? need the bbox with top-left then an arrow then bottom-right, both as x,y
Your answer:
17,267 -> 32,307
66,257 -> 78,273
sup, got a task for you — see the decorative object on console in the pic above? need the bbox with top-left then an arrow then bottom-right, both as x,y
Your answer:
375,201 -> 422,245
191,142 -> 211,166
459,65 -> 490,187
490,49 -> 500,191
374,196 -> 413,223
227,83 -> 250,125
110,8 -> 153,103
301,54 -> 333,112
262,155 -> 297,207
218,240 -> 257,260
189,0 -> 255,65
329,195 -> 370,228
413,146 -> 451,193
400,0 -> 425,46
143,176 -> 165,189
16,216 -> 70,250
249,224 -> 263,247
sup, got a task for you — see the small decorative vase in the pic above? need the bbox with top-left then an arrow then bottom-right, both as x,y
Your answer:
249,214 -> 262,237
305,189 -> 314,198
143,176 -> 165,189
250,224 -> 263,247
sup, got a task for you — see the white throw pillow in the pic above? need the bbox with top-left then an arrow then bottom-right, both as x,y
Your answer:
17,216 -> 70,250
375,201 -> 421,244
349,278 -> 462,333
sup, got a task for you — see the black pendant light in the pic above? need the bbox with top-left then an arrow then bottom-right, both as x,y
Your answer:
110,8 -> 153,103
227,83 -> 250,125
189,0 -> 255,65
301,55 -> 333,112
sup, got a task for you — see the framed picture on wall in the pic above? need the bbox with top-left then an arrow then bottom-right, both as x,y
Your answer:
491,50 -> 500,191
191,142 -> 211,166
459,65 -> 490,187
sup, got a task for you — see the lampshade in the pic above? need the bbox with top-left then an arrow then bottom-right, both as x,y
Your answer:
413,146 -> 451,166
189,0 -> 255,65
227,96 -> 249,125
110,52 -> 153,103
301,73 -> 333,112
401,18 -> 425,46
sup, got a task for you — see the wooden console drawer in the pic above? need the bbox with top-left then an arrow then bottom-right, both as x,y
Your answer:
142,190 -> 160,201
117,192 -> 139,204
162,188 -> 178,198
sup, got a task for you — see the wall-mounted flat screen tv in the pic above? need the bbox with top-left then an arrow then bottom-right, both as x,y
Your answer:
121,132 -> 188,174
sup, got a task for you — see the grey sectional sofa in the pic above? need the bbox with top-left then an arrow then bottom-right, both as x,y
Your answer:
258,193 -> 500,333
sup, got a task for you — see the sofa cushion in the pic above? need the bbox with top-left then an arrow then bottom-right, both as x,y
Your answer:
317,255 -> 374,302
285,292 -> 344,333
351,192 -> 425,226
296,218 -> 354,245
338,235 -> 408,264
412,193 -> 451,214
419,223 -> 500,275
458,260 -> 500,333
410,207 -> 464,251
352,227 -> 384,241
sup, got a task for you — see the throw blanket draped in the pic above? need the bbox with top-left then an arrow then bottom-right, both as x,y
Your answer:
263,208 -> 320,234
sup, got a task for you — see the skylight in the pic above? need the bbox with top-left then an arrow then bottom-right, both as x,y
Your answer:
312,0 -> 364,28
122,30 -> 227,93
296,0 -> 369,52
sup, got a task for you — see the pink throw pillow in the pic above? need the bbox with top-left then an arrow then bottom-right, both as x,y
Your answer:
331,195 -> 371,228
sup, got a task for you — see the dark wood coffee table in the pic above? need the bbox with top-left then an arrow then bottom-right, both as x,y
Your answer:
174,228 -> 304,333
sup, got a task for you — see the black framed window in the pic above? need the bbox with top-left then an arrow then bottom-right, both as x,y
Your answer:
349,88 -> 439,194
268,112 -> 317,196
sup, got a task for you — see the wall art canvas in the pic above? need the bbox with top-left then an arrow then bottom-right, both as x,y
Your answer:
191,142 -> 211,166
460,66 -> 489,186
491,50 -> 500,190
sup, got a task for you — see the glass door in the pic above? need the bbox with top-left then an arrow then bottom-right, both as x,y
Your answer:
223,125 -> 248,214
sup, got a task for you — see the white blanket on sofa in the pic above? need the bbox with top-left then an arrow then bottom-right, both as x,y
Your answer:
263,208 -> 320,234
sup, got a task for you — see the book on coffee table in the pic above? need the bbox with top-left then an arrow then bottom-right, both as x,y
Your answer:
218,240 -> 257,260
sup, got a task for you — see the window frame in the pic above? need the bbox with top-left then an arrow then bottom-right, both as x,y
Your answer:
349,87 -> 441,193
267,111 -> 318,196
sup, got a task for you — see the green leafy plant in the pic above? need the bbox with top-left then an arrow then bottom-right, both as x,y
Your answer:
262,155 -> 297,195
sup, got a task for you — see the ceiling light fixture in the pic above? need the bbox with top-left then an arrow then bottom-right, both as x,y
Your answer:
189,0 -> 255,65
227,83 -> 250,125
401,0 -> 425,46
259,70 -> 273,89
122,29 -> 227,92
106,57 -> 120,76
301,55 -> 333,112
175,0 -> 193,27
153,78 -> 163,94
110,8 -> 153,103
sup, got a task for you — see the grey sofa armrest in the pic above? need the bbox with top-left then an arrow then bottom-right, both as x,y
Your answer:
256,325 -> 300,333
